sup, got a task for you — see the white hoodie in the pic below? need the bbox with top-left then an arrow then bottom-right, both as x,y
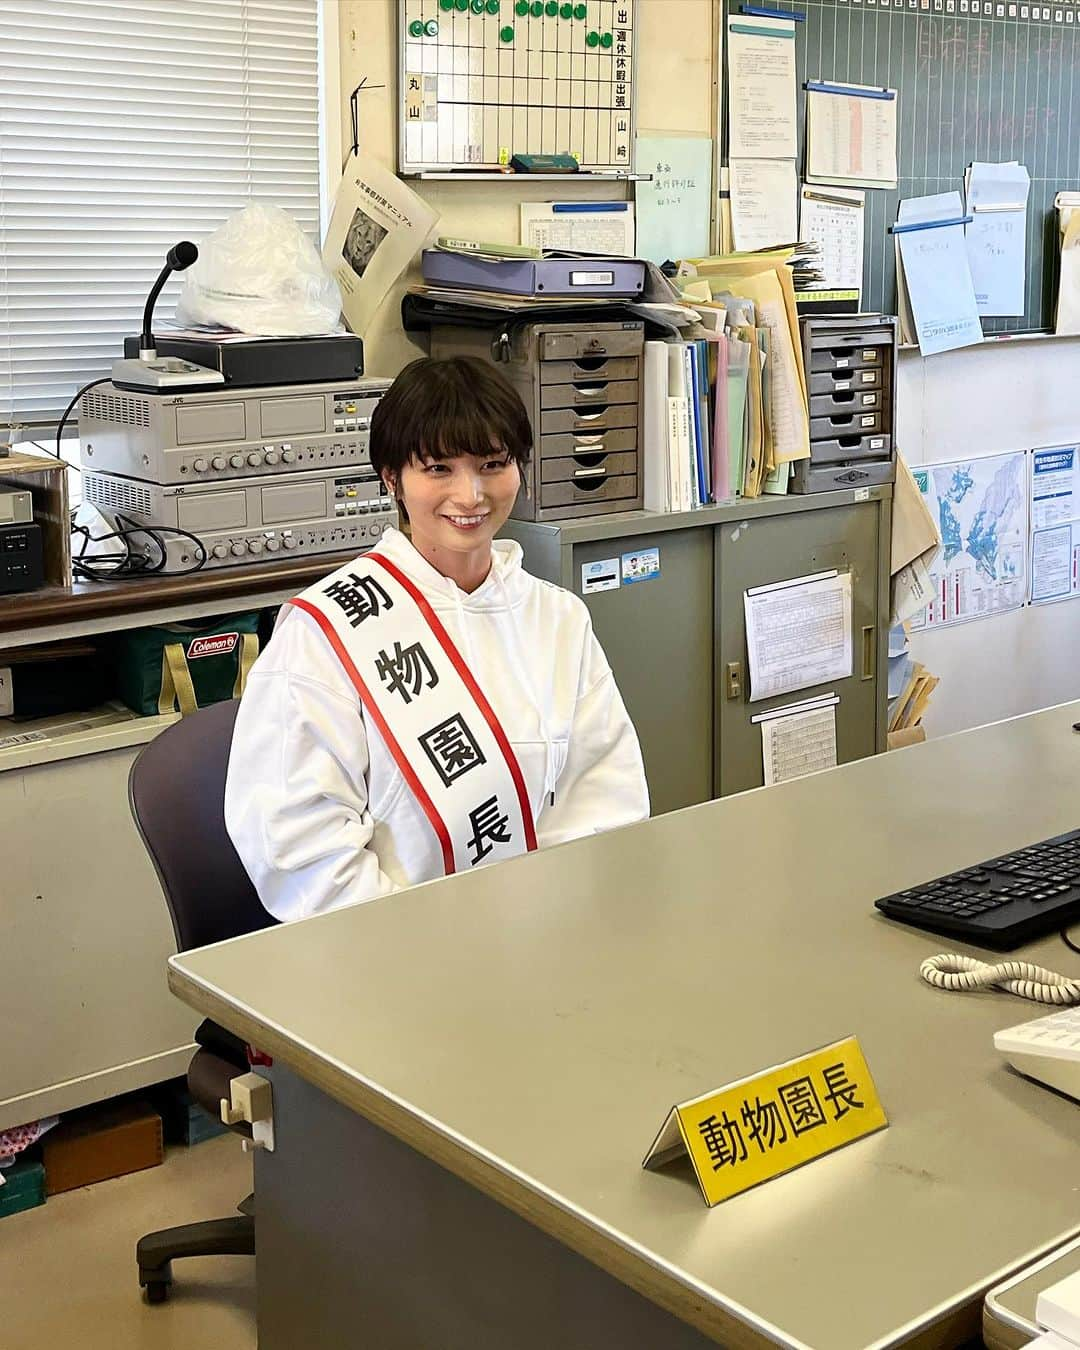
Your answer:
224,527 -> 649,923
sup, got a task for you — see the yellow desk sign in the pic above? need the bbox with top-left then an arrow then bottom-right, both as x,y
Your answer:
643,1036 -> 887,1207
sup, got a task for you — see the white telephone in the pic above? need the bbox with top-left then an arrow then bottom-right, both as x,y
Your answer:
1032,1268 -> 1080,1347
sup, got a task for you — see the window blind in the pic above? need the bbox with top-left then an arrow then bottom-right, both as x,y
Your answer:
0,0 -> 322,432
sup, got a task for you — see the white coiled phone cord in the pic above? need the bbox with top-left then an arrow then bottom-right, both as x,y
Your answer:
920,953 -> 1080,1006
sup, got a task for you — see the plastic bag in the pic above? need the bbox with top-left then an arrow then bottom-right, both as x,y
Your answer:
176,203 -> 343,335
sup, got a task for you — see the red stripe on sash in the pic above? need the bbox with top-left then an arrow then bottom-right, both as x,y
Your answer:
367,553 -> 539,853
288,597 -> 457,877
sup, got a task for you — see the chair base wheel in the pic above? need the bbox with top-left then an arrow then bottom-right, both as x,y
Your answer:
143,1279 -> 171,1305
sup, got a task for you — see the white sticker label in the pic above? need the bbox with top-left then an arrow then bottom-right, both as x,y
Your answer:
570,270 -> 615,286
581,558 -> 621,594
621,546 -> 661,585
0,667 -> 11,718
0,730 -> 48,750
854,486 -> 871,501
862,392 -> 877,405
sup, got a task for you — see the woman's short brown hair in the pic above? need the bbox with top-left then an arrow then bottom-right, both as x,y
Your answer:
369,356 -> 532,487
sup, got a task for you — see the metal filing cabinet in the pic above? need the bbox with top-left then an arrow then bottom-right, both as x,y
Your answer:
431,320 -> 645,521
792,316 -> 898,494
503,487 -> 892,813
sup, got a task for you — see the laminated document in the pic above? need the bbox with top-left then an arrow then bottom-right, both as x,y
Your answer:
754,693 -> 839,785
806,82 -> 898,189
744,570 -> 853,702
726,17 -> 797,160
730,159 -> 798,252
964,162 -> 1030,317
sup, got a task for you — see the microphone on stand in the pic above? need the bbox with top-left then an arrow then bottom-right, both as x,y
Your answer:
112,240 -> 224,392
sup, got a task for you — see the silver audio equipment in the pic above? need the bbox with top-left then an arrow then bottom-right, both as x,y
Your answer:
78,377 -> 391,486
82,465 -> 398,571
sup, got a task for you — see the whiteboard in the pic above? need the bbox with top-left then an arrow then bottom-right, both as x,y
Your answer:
399,0 -> 637,172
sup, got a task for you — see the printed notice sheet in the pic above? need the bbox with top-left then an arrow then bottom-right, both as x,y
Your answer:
910,453 -> 1027,627
726,17 -> 797,160
744,571 -> 853,702
730,159 -> 798,252
1031,445 -> 1080,603
754,694 -> 839,785
1031,446 -> 1080,529
798,185 -> 865,294
806,83 -> 898,189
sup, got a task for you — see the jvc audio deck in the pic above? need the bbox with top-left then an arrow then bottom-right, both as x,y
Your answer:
78,378 -> 391,486
82,466 -> 397,571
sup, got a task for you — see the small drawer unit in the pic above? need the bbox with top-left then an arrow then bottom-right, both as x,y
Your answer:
793,316 -> 898,494
432,320 -> 645,521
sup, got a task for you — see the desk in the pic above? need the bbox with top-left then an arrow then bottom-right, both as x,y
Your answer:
0,553 -> 352,1131
984,1236 -> 1080,1349
169,703 -> 1080,1349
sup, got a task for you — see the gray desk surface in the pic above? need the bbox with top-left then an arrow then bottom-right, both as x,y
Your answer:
170,702 -> 1080,1350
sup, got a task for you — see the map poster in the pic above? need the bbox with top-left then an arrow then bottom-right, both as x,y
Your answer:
909,453 -> 1028,630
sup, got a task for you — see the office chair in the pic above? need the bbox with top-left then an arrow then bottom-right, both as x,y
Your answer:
128,697 -> 275,1304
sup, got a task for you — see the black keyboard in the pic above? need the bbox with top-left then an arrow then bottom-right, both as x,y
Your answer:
875,827 -> 1080,950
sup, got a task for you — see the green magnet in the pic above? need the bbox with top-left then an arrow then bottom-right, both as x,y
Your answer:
409,18 -> 425,35
560,2 -> 573,15
586,28 -> 599,45
530,0 -> 543,14
600,30 -> 612,46
545,0 -> 558,13
471,0 -> 485,11
486,0 -> 500,11
516,0 -> 528,11
500,23 -> 515,39
455,0 -> 469,10
574,2 -> 586,16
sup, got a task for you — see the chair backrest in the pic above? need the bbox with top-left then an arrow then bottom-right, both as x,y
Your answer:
129,699 -> 275,952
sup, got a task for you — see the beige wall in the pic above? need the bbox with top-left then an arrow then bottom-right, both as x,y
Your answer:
334,0 -> 716,374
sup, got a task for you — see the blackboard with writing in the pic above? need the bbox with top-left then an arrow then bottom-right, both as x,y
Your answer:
760,0 -> 1080,331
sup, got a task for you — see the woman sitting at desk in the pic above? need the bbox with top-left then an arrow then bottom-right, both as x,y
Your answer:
225,356 -> 649,922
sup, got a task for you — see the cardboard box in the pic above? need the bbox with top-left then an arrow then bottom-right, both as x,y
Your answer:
42,1099 -> 163,1195
888,725 -> 927,751
151,1079 -> 229,1147
0,451 -> 71,586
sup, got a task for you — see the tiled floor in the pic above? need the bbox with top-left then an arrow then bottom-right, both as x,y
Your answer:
1,1133 -> 256,1350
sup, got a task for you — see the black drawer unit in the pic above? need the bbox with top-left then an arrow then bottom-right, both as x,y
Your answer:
432,320 -> 645,521
793,316 -> 898,494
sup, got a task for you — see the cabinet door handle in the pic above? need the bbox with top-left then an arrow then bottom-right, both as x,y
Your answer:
862,625 -> 875,681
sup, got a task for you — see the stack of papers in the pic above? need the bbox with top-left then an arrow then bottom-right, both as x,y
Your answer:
887,622 -> 938,747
